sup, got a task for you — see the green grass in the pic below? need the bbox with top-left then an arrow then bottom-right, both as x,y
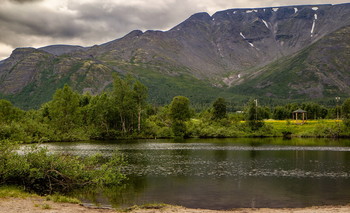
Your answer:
41,203 -> 52,209
0,186 -> 34,198
121,203 -> 168,212
265,119 -> 343,137
46,194 -> 81,204
34,203 -> 52,209
0,186 -> 82,209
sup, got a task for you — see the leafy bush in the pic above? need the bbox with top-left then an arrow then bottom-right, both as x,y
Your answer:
156,127 -> 173,138
298,121 -> 342,138
188,119 -> 245,138
0,140 -> 125,194
172,121 -> 187,138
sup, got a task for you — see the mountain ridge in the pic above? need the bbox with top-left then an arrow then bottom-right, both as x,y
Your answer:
1,3 -> 350,108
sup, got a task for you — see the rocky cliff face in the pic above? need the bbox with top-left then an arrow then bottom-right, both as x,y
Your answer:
1,3 -> 350,108
0,48 -> 52,94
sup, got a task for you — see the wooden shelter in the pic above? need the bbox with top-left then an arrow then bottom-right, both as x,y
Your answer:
292,109 -> 307,124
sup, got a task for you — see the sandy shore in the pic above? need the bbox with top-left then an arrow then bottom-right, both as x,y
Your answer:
1,197 -> 350,213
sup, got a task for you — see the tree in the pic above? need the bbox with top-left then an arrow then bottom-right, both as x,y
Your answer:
112,75 -> 148,134
0,99 -> 23,124
273,106 -> 289,120
87,93 -> 116,136
80,93 -> 92,125
170,96 -> 191,137
342,98 -> 350,127
212,97 -> 227,120
245,100 -> 264,130
170,96 -> 191,122
47,85 -> 82,133
112,75 -> 136,134
302,102 -> 320,119
133,80 -> 148,132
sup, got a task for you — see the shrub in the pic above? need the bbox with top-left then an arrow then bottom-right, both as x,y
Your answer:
0,140 -> 125,195
156,127 -> 173,138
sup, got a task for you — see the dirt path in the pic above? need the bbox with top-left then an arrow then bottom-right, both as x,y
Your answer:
0,197 -> 350,213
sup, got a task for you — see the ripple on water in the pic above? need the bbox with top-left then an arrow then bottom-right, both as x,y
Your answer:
35,142 -> 350,179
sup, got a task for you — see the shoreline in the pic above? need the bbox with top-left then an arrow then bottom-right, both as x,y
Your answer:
1,197 -> 350,213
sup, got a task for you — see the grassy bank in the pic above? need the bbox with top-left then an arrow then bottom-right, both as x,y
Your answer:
183,118 -> 348,139
0,186 -> 34,199
0,186 -> 79,204
264,119 -> 343,137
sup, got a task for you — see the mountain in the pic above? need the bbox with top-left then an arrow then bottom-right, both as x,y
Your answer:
1,3 -> 350,109
39,45 -> 85,56
232,25 -> 350,99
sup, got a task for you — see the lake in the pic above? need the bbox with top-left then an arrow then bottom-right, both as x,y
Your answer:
42,138 -> 350,209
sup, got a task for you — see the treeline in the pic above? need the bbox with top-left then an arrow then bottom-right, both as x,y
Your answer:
0,75 -> 149,142
1,75 -> 350,142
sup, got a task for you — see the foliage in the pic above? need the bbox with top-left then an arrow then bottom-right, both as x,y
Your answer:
0,80 -> 348,142
46,84 -> 82,133
133,80 -> 148,132
212,97 -> 227,120
0,75 -> 149,142
111,75 -> 149,135
245,100 -> 265,130
342,98 -> 350,127
171,121 -> 187,138
0,100 -> 24,124
188,119 -> 245,138
170,96 -> 191,122
112,75 -> 136,134
0,140 -> 125,194
170,96 -> 191,138
273,106 -> 290,120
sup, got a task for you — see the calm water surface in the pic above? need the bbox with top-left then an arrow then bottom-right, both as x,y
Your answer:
42,138 -> 350,209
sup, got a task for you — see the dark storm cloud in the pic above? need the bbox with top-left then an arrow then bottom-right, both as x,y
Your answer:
0,6 -> 87,48
0,0 -> 200,53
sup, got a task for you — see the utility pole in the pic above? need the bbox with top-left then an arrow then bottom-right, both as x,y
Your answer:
336,97 -> 340,120
336,96 -> 340,135
254,99 -> 258,121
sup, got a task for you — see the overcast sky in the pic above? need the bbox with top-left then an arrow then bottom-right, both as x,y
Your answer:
0,0 -> 348,60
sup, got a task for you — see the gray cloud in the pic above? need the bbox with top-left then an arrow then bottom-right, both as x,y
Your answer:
9,0 -> 42,4
0,0 -> 349,60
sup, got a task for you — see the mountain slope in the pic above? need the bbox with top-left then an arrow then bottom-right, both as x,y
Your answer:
232,25 -> 350,99
1,3 -> 350,108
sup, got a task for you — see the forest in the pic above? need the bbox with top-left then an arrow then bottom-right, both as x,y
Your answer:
1,75 -> 350,143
